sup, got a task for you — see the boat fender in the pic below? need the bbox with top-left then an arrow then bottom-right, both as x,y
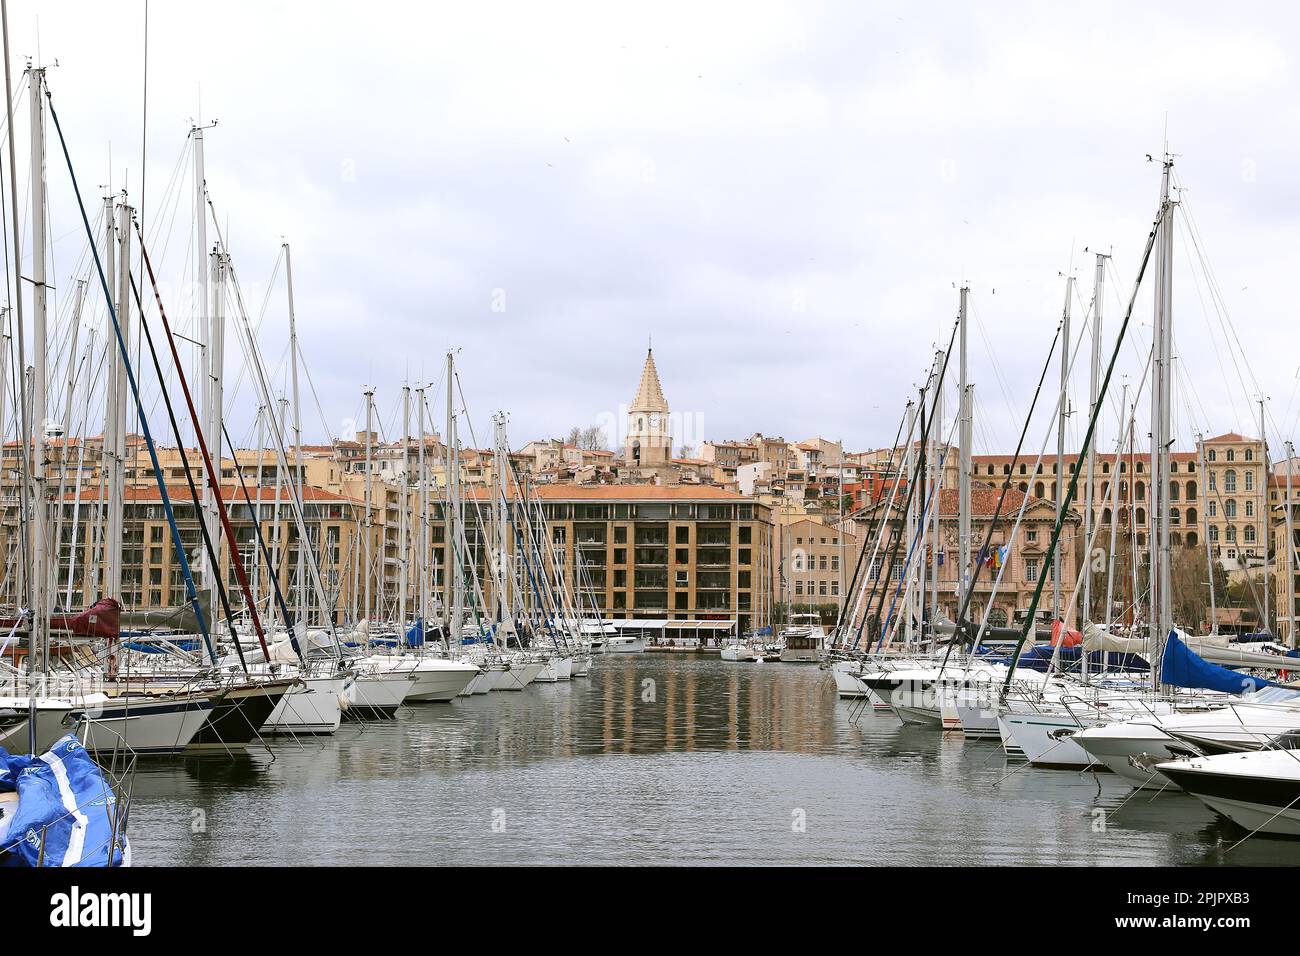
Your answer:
338,693 -> 350,712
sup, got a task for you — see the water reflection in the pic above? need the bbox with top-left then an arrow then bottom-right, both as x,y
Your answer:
125,656 -> 1300,866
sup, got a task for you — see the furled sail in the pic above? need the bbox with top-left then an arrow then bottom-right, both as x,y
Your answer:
1159,630 -> 1277,694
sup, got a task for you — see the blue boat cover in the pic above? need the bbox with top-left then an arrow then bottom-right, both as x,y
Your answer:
0,734 -> 128,866
1161,630 -> 1277,695
406,619 -> 425,648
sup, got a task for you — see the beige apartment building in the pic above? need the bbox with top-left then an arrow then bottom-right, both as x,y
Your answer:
846,483 -> 1081,636
455,484 -> 774,637
772,516 -> 856,615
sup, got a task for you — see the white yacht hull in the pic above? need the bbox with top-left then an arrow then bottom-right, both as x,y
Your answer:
266,675 -> 348,735
74,695 -> 215,755
347,672 -> 414,717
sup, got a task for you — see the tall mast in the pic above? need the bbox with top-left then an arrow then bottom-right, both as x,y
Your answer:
106,197 -> 133,607
363,388 -> 374,625
27,66 -> 49,675
2,4 -> 29,620
1260,399 -> 1270,634
399,385 -> 411,628
1084,255 -> 1105,628
928,349 -> 942,626
1054,276 -> 1072,622
284,242 -> 306,628
902,398 -> 916,643
957,286 -> 972,627
492,413 -> 509,640
1150,159 -> 1175,676
252,404 -> 265,608
194,122 -> 217,607
1287,441 -> 1296,648
204,247 -> 227,608
417,386 -> 430,635
1103,384 -> 1128,637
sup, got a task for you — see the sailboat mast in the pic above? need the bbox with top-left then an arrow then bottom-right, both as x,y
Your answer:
106,197 -> 132,613
1260,399 -> 1270,634
1151,159 -> 1175,677
902,398 -> 916,644
399,385 -> 410,628
1287,441 -> 1296,648
284,243 -> 306,627
28,66 -> 49,675
957,286 -> 972,628
1084,255 -> 1104,627
417,386 -> 430,634
929,349 -> 942,627
1054,276 -> 1072,623
206,247 -> 227,609
363,388 -> 374,625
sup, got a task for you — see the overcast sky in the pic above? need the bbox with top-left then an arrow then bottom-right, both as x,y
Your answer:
13,1 -> 1300,461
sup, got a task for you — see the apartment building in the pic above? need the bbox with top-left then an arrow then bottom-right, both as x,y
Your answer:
847,483 -> 1081,633
772,516 -> 856,614
442,485 -> 773,637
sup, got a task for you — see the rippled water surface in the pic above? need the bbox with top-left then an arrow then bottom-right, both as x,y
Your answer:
126,656 -> 1300,865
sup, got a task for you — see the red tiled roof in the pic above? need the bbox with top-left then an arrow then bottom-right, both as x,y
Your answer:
56,484 -> 360,504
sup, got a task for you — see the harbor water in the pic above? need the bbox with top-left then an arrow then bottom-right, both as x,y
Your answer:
127,656 -> 1300,866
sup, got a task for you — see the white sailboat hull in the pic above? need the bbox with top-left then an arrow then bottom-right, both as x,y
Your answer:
265,675 -> 348,735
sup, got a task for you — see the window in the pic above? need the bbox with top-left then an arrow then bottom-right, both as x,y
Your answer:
1246,448 -> 1254,462
1224,470 -> 1237,493
795,581 -> 803,596
1225,499 -> 1237,519
1209,501 -> 1217,517
675,526 -> 689,544
1245,526 -> 1256,544
1209,449 -> 1217,462
1245,500 -> 1254,517
1227,449 -> 1236,462
1246,471 -> 1254,492
1025,558 -> 1039,582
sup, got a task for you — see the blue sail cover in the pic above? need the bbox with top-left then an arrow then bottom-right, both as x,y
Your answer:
406,619 -> 425,648
1160,630 -> 1277,695
0,735 -> 127,867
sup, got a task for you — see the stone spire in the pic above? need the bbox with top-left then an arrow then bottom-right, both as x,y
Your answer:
631,348 -> 669,414
625,347 -> 671,469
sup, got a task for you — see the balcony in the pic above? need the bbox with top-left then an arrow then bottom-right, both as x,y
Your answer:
696,547 -> 730,567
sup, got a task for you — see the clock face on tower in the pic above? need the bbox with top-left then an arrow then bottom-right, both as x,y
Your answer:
649,413 -> 661,429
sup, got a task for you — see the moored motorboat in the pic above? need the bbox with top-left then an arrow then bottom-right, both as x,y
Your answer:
1156,749 -> 1300,836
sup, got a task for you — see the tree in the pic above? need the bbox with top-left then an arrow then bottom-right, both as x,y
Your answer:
566,425 -> 608,450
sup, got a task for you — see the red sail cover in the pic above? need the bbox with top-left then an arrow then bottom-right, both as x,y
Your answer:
1049,618 -> 1081,647
49,598 -> 121,638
